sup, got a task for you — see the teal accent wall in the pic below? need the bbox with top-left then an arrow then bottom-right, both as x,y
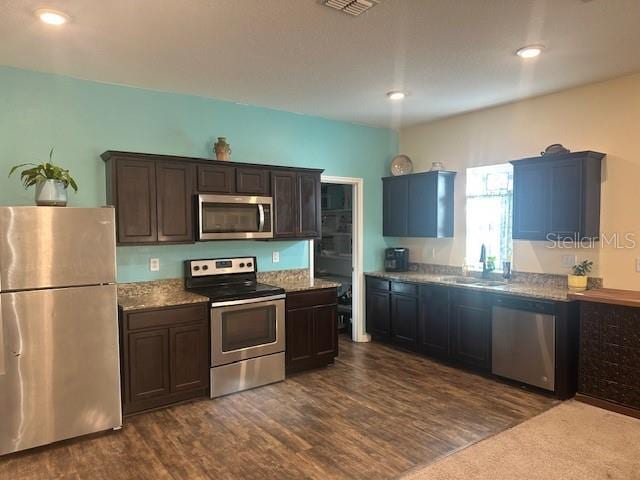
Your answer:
0,66 -> 397,282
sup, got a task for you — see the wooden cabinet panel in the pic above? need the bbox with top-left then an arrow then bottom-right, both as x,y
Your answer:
285,288 -> 338,373
297,172 -> 321,238
383,176 -> 409,236
271,171 -> 298,238
391,293 -> 418,350
128,329 -> 170,401
314,304 -> 338,358
114,159 -> 157,243
549,159 -> 582,237
450,291 -> 491,370
170,324 -> 209,393
156,161 -> 194,243
512,163 -> 549,240
286,308 -> 314,365
237,167 -> 270,195
196,165 -> 235,193
366,288 -> 391,338
419,285 -> 450,358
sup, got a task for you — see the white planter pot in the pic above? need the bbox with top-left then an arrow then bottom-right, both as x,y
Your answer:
35,180 -> 68,206
568,274 -> 588,291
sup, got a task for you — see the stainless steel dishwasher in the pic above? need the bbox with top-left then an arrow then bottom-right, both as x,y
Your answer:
492,296 -> 556,391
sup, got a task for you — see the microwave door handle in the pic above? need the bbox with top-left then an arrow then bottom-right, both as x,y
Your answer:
258,204 -> 265,232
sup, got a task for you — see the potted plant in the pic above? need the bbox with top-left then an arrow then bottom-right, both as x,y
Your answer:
9,149 -> 78,206
568,260 -> 593,290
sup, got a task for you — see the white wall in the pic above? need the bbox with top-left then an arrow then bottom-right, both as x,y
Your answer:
398,72 -> 640,289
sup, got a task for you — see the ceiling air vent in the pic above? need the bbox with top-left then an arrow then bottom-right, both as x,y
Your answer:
323,0 -> 380,17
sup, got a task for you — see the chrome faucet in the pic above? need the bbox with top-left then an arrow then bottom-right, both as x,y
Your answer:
479,244 -> 489,278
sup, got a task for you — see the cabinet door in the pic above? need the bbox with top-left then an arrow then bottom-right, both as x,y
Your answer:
297,172 -> 321,238
271,170 -> 298,238
408,174 -> 436,237
450,291 -> 491,370
391,293 -> 419,350
237,167 -> 270,195
419,286 -> 450,358
549,159 -> 582,238
196,165 -> 235,193
286,307 -> 315,370
314,304 -> 338,359
156,161 -> 194,243
115,159 -> 157,243
366,288 -> 391,338
512,163 -> 549,240
383,177 -> 409,236
128,329 -> 170,402
170,323 -> 209,393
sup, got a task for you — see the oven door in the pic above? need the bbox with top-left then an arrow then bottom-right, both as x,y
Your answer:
211,295 -> 285,366
198,194 -> 273,240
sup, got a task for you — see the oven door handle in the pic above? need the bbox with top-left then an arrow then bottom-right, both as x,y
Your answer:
258,204 -> 265,232
210,294 -> 286,308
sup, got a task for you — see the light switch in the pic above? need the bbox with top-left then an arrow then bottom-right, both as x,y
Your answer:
272,251 -> 280,263
561,255 -> 577,268
149,258 -> 160,272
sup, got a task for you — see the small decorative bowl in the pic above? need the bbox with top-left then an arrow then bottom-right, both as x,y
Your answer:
390,155 -> 413,176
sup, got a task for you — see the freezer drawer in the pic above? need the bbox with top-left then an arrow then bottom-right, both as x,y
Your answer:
0,206 -> 116,291
0,285 -> 122,455
492,305 -> 555,391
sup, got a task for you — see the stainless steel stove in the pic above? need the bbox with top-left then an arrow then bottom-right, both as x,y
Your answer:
185,257 -> 286,398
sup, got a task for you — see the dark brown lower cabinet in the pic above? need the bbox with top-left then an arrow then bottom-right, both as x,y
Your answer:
450,290 -> 491,371
120,303 -> 209,415
391,292 -> 419,350
286,288 -> 338,373
419,285 -> 450,358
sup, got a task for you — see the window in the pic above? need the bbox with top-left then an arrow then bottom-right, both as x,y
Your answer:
466,164 -> 513,271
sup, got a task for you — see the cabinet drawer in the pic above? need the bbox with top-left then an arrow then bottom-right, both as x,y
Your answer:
391,281 -> 418,296
127,304 -> 208,331
367,277 -> 390,292
287,288 -> 337,310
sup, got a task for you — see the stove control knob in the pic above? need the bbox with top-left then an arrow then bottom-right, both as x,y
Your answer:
247,262 -> 253,268
202,265 -> 209,271
193,266 -> 200,271
239,263 -> 245,268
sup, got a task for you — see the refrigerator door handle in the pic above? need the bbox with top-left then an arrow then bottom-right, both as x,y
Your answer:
0,295 -> 5,375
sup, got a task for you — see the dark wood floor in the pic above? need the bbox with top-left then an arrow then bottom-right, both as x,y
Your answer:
0,337 -> 556,480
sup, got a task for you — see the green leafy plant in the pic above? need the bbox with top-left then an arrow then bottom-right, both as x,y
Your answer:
571,260 -> 593,276
486,256 -> 496,273
8,149 -> 78,192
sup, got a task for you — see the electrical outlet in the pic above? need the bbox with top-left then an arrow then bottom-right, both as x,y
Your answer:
272,251 -> 280,263
561,255 -> 577,268
636,257 -> 640,273
149,258 -> 160,272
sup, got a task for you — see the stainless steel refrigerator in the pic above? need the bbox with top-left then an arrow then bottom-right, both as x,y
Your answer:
0,206 -> 122,456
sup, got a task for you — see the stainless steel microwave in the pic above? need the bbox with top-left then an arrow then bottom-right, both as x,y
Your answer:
197,194 -> 273,240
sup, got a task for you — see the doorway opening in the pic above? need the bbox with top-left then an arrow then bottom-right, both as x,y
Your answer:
312,176 -> 366,343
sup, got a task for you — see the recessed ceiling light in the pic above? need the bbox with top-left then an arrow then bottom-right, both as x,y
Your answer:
516,45 -> 544,59
35,8 -> 70,26
387,91 -> 406,100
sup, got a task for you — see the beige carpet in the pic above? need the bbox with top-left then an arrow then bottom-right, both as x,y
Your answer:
402,400 -> 640,480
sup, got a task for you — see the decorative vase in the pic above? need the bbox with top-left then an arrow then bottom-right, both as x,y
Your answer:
568,274 -> 588,291
35,179 -> 68,206
214,137 -> 232,161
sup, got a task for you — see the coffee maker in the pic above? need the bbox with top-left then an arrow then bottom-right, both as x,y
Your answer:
384,248 -> 409,272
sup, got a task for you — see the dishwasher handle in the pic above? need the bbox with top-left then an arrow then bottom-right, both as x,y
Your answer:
493,295 -> 555,315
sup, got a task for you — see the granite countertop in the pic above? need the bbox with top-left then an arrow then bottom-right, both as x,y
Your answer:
366,271 -> 574,302
567,288 -> 640,307
264,277 -> 341,293
118,289 -> 209,311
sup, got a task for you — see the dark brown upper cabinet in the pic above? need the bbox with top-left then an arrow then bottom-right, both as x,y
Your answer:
104,152 -> 195,245
236,167 -> 270,195
271,170 -> 321,240
196,164 -> 235,193
383,171 -> 456,238
511,151 -> 605,241
103,151 -> 323,244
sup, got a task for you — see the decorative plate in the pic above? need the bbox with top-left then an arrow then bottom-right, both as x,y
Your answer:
390,155 -> 413,176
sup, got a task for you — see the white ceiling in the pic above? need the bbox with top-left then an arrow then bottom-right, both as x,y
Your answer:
2,0 -> 640,129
